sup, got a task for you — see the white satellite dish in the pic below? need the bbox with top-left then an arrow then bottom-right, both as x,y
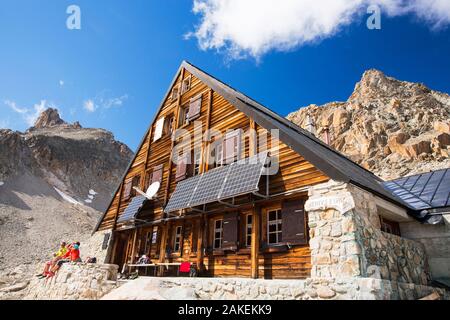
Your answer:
146,181 -> 160,199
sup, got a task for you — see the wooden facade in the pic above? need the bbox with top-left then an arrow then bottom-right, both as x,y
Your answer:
97,62 -> 330,279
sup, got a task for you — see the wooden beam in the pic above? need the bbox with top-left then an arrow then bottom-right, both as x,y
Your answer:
249,119 -> 257,157
251,206 -> 261,279
130,228 -> 139,265
196,216 -> 205,271
112,183 -> 125,231
202,89 -> 213,173
163,69 -> 186,206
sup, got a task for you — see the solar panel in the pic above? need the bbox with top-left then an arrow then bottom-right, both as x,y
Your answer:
164,174 -> 202,213
164,152 -> 269,213
117,195 -> 147,223
188,165 -> 231,207
219,152 -> 268,200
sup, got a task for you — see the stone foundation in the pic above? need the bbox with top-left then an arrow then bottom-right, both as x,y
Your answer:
101,276 -> 450,300
24,263 -> 119,300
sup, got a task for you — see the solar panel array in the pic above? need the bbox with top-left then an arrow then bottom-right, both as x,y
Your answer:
188,166 -> 231,207
164,152 -> 268,213
383,168 -> 450,210
117,195 -> 147,223
219,153 -> 268,200
163,174 -> 202,213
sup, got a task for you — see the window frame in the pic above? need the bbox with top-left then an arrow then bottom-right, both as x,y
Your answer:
171,85 -> 180,101
193,149 -> 202,176
164,115 -> 175,137
173,225 -> 183,252
213,219 -> 223,249
130,175 -> 141,197
213,140 -> 224,168
181,76 -> 192,94
267,209 -> 282,245
245,214 -> 253,247
178,103 -> 189,128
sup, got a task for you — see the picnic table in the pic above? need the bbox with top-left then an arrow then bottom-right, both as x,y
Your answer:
122,262 -> 182,276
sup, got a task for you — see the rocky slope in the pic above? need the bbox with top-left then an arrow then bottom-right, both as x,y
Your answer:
0,109 -> 133,298
287,69 -> 450,180
0,108 -> 133,212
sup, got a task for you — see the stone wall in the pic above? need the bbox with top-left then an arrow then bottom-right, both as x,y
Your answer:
400,218 -> 450,285
305,180 -> 429,285
101,276 -> 450,300
24,263 -> 119,300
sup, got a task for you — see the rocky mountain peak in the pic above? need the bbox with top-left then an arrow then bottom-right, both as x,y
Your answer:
287,69 -> 450,180
33,108 -> 66,129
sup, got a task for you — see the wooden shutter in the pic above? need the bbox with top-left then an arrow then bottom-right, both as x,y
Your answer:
153,117 -> 165,142
122,180 -> 133,201
175,154 -> 188,182
281,200 -> 307,245
224,130 -> 240,164
151,164 -> 164,184
222,212 -> 239,250
187,96 -> 202,120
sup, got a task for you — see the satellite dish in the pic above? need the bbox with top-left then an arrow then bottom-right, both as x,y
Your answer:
146,181 -> 160,199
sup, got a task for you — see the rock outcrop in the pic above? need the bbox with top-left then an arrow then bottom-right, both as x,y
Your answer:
287,69 -> 450,180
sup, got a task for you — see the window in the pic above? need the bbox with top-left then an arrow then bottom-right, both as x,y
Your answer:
171,86 -> 179,101
224,130 -> 241,164
144,226 -> 158,255
130,175 -> 141,197
193,149 -> 202,176
245,214 -> 253,247
213,141 -> 224,168
175,153 -> 189,182
174,226 -> 182,252
213,219 -> 223,249
178,104 -> 189,127
187,95 -> 202,121
181,76 -> 191,94
164,115 -> 174,136
380,216 -> 401,236
267,209 -> 282,245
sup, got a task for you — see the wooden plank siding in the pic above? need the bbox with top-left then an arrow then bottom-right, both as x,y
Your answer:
97,66 -> 330,279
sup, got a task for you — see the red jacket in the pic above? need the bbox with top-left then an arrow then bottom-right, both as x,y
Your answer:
63,248 -> 80,261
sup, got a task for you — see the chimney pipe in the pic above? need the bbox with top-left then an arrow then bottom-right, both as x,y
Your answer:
305,114 -> 316,135
322,126 -> 331,145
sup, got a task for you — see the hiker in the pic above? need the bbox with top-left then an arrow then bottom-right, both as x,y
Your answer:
36,241 -> 68,279
47,242 -> 81,278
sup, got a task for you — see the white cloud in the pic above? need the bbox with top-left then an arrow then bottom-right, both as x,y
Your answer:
83,99 -> 97,113
4,100 -> 28,114
189,0 -> 450,59
83,93 -> 128,113
59,80 -> 65,87
4,99 -> 55,127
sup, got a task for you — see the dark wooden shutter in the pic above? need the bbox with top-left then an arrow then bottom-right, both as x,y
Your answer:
187,96 -> 202,120
222,212 -> 239,250
176,154 -> 188,182
151,164 -> 164,184
281,200 -> 307,245
122,180 -> 132,201
224,130 -> 240,164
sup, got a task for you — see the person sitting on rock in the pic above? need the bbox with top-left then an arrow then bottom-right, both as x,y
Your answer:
36,241 -> 68,279
47,242 -> 82,278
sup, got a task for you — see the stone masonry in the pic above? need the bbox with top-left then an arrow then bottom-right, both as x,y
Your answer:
305,180 -> 429,287
24,263 -> 119,300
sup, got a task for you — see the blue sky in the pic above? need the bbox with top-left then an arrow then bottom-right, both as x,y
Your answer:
0,0 -> 449,151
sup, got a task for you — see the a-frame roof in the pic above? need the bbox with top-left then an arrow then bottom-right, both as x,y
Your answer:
94,61 -> 414,233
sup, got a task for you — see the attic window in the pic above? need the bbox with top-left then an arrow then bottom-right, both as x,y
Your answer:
164,115 -> 175,136
181,76 -> 191,94
178,104 -> 189,127
171,86 -> 180,101
153,117 -> 165,142
187,95 -> 202,121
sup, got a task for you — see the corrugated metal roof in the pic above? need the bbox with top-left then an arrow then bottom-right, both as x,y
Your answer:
383,168 -> 450,211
